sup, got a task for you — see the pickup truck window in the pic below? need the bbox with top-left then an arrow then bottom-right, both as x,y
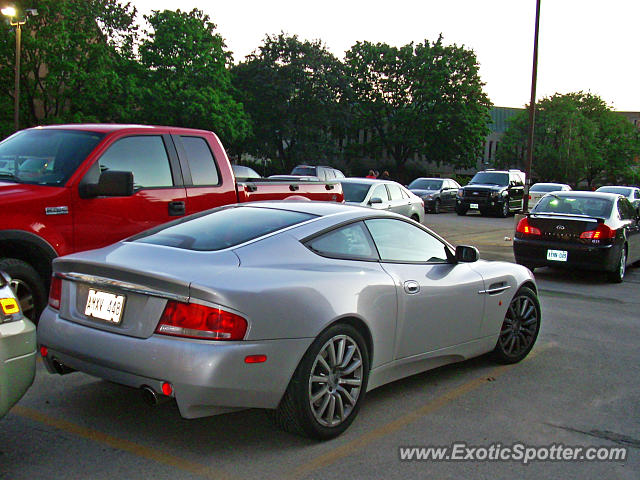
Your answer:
181,136 -> 219,186
0,129 -> 104,186
98,136 -> 173,188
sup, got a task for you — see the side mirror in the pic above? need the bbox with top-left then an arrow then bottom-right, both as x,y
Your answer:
368,197 -> 383,205
80,170 -> 134,198
455,245 -> 479,263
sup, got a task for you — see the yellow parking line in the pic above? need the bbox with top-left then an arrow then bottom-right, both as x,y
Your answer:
12,405 -> 235,480
290,342 -> 554,479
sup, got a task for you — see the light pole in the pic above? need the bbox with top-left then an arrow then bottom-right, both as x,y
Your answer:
2,6 -> 25,132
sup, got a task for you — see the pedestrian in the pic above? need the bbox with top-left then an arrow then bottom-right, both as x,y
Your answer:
365,170 -> 376,179
380,170 -> 391,180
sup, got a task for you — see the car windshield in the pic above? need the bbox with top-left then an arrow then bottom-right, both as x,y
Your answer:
596,186 -> 632,196
533,195 -> 613,217
134,206 -> 317,251
341,182 -> 372,203
468,172 -> 509,186
291,166 -> 316,176
530,184 -> 566,193
0,129 -> 105,186
408,179 -> 443,190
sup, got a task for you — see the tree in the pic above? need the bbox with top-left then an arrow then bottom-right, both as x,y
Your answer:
343,36 -> 492,178
0,0 -> 139,137
137,9 -> 250,145
232,33 -> 347,172
496,92 -> 640,187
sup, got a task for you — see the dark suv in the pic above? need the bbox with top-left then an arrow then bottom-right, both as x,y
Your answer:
455,169 -> 525,217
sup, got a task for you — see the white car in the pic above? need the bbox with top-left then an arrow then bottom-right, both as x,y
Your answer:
528,183 -> 572,208
596,186 -> 640,214
340,178 -> 425,223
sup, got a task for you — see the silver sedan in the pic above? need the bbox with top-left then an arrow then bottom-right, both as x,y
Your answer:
38,202 -> 541,439
340,178 -> 425,223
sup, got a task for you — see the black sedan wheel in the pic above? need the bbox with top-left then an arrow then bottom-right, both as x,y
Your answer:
271,323 -> 370,440
492,287 -> 541,364
608,246 -> 626,283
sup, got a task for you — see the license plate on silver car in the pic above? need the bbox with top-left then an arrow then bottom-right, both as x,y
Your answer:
85,289 -> 125,324
546,249 -> 568,262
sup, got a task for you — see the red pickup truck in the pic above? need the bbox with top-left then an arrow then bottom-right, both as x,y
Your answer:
0,124 -> 344,322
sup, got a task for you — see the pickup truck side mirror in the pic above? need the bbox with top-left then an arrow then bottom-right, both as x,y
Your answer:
80,170 -> 134,198
455,245 -> 479,263
368,197 -> 383,205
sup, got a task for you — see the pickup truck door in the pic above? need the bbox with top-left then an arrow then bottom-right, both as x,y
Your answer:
74,134 -> 188,252
172,134 -> 237,214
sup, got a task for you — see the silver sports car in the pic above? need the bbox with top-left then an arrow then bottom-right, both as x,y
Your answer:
38,202 -> 541,439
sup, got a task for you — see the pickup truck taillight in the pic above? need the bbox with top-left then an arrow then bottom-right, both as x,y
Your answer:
155,301 -> 247,340
48,276 -> 62,310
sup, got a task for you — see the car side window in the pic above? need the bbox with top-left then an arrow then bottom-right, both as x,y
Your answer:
97,136 -> 173,188
305,222 -> 378,261
365,218 -> 449,263
371,184 -> 389,201
387,183 -> 403,200
180,136 -> 219,186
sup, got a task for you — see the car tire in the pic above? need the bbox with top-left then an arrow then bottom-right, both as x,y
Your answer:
433,199 -> 441,214
0,258 -> 46,323
500,200 -> 510,218
608,245 -> 627,283
492,287 -> 541,364
455,206 -> 467,216
270,323 -> 370,440
410,214 -> 420,223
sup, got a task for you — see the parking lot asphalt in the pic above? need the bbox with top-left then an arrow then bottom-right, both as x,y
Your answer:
1,212 -> 638,480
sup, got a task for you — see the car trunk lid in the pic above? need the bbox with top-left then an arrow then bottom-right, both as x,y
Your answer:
526,214 -> 606,243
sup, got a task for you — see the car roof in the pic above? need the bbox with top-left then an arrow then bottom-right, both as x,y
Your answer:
549,191 -> 622,200
25,124 -> 211,135
596,185 -> 636,191
411,177 -> 448,181
340,178 -> 398,186
242,200 -> 389,218
532,182 -> 569,186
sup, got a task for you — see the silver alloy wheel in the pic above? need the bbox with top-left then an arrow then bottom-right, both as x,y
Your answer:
308,334 -> 363,427
499,293 -> 539,357
619,248 -> 626,279
9,278 -> 35,320
502,200 -> 509,217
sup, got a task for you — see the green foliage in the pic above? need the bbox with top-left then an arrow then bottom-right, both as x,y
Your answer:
0,0 -> 139,137
231,33 -> 347,172
496,92 -> 640,187
137,9 -> 250,145
343,36 -> 492,177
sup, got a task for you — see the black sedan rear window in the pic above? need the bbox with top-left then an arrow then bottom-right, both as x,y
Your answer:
533,196 -> 613,217
134,207 -> 316,251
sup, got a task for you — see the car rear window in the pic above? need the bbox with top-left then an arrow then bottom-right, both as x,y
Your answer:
134,206 -> 316,251
291,166 -> 316,176
530,184 -> 565,192
533,195 -> 613,217
596,186 -> 632,196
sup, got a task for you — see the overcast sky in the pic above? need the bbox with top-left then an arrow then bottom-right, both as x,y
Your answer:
134,0 -> 639,111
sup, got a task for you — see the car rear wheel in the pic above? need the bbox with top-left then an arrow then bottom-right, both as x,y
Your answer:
411,214 -> 420,223
492,287 -> 541,364
608,246 -> 626,283
270,323 -> 370,440
0,258 -> 46,323
456,206 -> 467,216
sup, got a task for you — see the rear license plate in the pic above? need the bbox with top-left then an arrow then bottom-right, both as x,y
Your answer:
546,249 -> 568,262
470,203 -> 479,209
85,289 -> 125,324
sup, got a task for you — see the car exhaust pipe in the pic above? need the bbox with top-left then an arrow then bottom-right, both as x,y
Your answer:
52,359 -> 75,375
141,386 -> 159,406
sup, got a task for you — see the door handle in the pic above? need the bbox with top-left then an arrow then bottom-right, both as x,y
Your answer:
403,280 -> 420,294
168,201 -> 185,216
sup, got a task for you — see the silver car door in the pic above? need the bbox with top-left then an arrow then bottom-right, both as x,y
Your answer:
386,183 -> 411,217
364,218 -> 486,359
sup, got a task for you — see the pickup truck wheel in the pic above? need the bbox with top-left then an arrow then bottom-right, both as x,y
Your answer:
500,200 -> 510,218
0,258 -> 46,323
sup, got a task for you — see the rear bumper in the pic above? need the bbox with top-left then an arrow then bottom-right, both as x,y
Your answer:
0,319 -> 37,417
38,307 -> 314,418
513,237 -> 620,272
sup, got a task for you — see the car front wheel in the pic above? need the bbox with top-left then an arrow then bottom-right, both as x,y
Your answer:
492,287 -> 541,364
271,323 -> 370,440
500,200 -> 510,218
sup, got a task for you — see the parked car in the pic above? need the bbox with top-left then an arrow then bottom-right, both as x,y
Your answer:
528,183 -> 572,209
408,177 -> 461,214
514,191 -> 640,282
340,178 -> 425,223
0,271 -> 36,418
595,186 -> 640,214
0,125 -> 344,323
231,164 -> 261,180
456,169 -> 526,217
38,201 -> 540,439
290,165 -> 345,181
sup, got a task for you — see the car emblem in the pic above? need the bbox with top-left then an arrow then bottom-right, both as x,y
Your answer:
555,225 -> 565,230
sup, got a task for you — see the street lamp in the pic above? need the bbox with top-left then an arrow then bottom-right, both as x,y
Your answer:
2,5 -> 26,131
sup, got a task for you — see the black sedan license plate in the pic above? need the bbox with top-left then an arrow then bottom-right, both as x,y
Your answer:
85,289 -> 125,324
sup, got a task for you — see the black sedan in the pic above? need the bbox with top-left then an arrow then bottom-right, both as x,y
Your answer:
514,191 -> 640,282
408,177 -> 461,213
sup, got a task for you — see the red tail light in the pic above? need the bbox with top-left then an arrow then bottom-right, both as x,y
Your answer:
48,276 -> 62,309
516,217 -> 541,236
156,301 -> 247,340
580,224 -> 616,240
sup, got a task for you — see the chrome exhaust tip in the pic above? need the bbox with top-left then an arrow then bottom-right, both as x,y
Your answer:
141,386 -> 159,406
